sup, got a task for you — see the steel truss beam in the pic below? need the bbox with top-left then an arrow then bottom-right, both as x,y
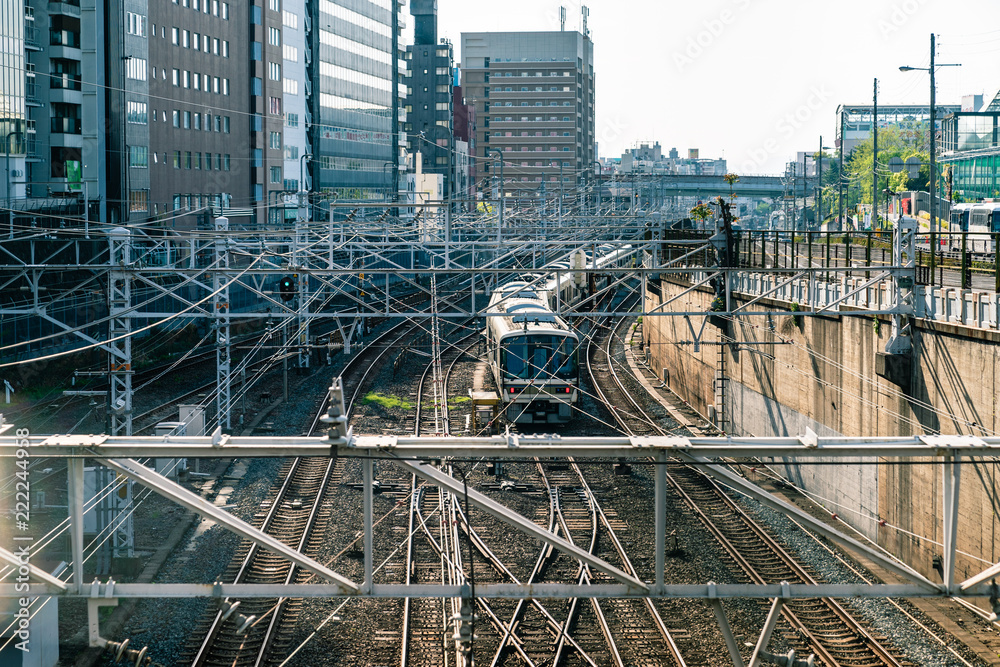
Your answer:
2,426 -> 999,601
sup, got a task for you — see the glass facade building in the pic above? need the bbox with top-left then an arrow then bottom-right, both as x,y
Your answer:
1,0 -> 27,200
940,112 -> 1000,201
310,0 -> 405,200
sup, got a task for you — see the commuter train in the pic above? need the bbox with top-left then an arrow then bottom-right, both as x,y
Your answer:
966,203 -> 1000,254
483,244 -> 635,424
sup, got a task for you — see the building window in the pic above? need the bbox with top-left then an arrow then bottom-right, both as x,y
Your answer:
182,29 -> 189,48
172,68 -> 179,86
436,67 -> 448,76
282,10 -> 297,28
223,116 -> 230,133
192,72 -> 200,90
126,101 -> 147,124
251,77 -> 262,96
251,42 -> 262,60
251,5 -> 261,24
269,96 -> 281,115
213,76 -> 220,93
221,2 -> 229,19
193,113 -> 201,130
173,151 -> 180,168
270,166 -> 282,183
253,149 -> 262,168
283,78 -> 297,95
129,146 -> 148,167
268,27 -> 280,46
182,110 -> 191,128
182,70 -> 190,88
285,113 -> 298,127
172,27 -> 178,44
269,0 -> 279,10
283,44 -> 298,62
284,145 -> 298,159
223,154 -> 230,170
268,62 -> 281,81
192,32 -> 200,50
222,78 -> 230,95
193,152 -> 201,169
184,151 -> 192,169
269,131 -> 281,149
125,58 -> 147,81
172,110 -> 180,127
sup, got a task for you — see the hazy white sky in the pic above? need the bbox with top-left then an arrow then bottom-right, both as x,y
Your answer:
436,0 -> 1000,174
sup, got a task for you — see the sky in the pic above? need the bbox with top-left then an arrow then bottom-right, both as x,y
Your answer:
436,0 -> 1000,174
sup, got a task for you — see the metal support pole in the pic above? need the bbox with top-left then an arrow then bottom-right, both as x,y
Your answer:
943,454 -> 961,592
654,453 -> 666,590
748,597 -> 785,667
107,227 -> 134,562
68,458 -> 85,592
709,599 -> 747,667
929,33 -> 937,285
214,216 -> 231,429
363,457 -> 374,592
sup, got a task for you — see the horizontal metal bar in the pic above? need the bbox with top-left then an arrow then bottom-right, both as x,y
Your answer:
0,582 -> 985,599
3,433 -> 1000,459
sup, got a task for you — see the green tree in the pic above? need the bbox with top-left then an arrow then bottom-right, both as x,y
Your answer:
842,127 -> 929,226
690,202 -> 714,230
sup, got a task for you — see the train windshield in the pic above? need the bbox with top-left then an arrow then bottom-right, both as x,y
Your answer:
501,335 -> 578,380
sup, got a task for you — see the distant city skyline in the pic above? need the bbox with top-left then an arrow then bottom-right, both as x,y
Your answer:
437,0 -> 1000,174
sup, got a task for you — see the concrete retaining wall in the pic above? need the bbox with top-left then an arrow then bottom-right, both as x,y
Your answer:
644,276 -> 1000,583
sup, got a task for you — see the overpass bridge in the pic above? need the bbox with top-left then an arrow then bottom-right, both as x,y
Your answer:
602,173 -> 787,198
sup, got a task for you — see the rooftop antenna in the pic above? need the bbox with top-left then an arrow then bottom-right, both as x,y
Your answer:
559,6 -> 566,31
581,6 -> 590,36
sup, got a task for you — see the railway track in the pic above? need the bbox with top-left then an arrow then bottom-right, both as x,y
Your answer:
589,313 -> 912,666
183,319 -> 419,666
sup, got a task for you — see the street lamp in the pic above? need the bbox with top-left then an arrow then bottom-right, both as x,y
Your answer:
816,138 -> 832,228
900,34 -> 960,281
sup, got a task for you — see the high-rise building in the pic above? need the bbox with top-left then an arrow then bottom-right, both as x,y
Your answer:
308,0 -> 407,202
1,0 -> 29,204
280,0 -> 310,223
148,0 -> 249,228
461,28 -> 595,197
405,0 -> 455,202
14,0 -> 143,223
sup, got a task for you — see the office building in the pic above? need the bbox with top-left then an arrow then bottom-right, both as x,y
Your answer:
836,103 -> 960,156
405,0 -> 454,202
308,0 -> 407,202
461,26 -> 595,197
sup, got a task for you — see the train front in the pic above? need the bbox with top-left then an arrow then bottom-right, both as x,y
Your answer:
498,326 -> 580,424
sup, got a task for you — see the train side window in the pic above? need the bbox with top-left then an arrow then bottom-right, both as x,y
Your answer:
993,211 -> 1000,233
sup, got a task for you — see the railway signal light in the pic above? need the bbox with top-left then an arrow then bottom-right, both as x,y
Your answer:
279,276 -> 296,301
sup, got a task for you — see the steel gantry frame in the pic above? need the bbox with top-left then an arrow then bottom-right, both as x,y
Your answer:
2,413 -> 1000,664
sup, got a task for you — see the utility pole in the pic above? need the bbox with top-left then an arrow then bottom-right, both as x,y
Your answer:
818,136 -> 823,227
838,110 -> 845,229
873,78 -> 879,230
929,32 -> 937,280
